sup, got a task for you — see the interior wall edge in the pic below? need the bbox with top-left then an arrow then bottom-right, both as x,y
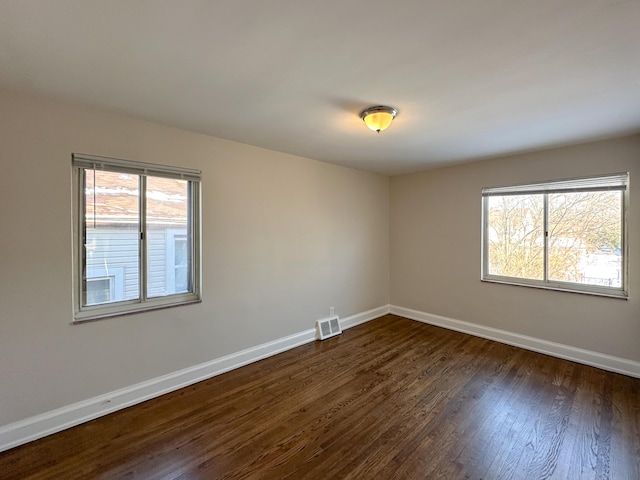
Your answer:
390,305 -> 640,379
0,304 -> 391,453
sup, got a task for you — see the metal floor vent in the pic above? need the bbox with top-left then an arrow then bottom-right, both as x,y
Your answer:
316,316 -> 342,340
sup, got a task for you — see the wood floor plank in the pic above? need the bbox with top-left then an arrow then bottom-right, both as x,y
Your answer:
487,354 -> 561,478
552,366 -> 605,480
1,314 -> 639,480
610,372 -> 640,480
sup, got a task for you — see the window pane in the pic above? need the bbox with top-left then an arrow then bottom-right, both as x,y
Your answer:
146,177 -> 191,297
86,278 -> 111,305
548,191 -> 622,287
83,170 -> 139,306
487,194 -> 544,280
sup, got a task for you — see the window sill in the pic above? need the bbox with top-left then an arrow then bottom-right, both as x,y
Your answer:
481,277 -> 627,300
73,296 -> 202,323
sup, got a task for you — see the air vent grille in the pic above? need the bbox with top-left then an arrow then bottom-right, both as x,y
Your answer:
316,316 -> 342,340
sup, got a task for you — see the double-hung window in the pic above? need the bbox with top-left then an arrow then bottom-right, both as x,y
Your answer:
72,154 -> 202,321
482,173 -> 628,298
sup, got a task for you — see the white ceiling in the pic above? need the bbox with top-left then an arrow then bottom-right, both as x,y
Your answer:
1,0 -> 639,175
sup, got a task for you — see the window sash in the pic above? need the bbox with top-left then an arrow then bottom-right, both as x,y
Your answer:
73,155 -> 202,321
481,174 -> 628,299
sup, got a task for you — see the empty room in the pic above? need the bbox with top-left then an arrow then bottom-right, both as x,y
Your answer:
0,1 -> 639,479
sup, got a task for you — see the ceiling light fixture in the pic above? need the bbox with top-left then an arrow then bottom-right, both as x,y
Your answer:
360,105 -> 398,133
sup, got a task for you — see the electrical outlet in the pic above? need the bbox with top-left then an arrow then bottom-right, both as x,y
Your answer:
329,306 -> 335,316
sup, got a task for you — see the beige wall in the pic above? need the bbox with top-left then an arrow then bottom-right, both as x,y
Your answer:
0,89 -> 390,425
390,136 -> 640,362
1,86 -> 638,430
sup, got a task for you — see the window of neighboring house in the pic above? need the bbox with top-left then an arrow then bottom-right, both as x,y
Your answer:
72,154 -> 201,321
85,267 -> 125,306
166,231 -> 189,294
481,173 -> 628,298
86,278 -> 112,305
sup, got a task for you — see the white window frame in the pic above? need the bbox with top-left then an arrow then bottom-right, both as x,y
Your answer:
72,154 -> 202,321
481,173 -> 628,299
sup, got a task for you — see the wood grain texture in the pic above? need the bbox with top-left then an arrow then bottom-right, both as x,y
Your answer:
1,315 -> 639,479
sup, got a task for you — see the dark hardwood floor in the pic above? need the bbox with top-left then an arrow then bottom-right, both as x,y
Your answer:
1,314 -> 639,479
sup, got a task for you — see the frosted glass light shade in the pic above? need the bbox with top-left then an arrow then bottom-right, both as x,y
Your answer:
360,106 -> 397,133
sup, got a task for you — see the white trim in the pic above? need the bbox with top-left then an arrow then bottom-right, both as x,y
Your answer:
0,304 -> 390,453
390,305 -> 640,379
340,305 -> 390,329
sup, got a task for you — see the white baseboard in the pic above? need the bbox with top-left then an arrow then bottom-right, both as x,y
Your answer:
340,304 -> 390,330
390,305 -> 640,379
0,305 -> 390,453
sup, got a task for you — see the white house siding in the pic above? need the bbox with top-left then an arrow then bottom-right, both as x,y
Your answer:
85,229 -> 139,301
86,226 -> 187,301
147,228 -> 168,297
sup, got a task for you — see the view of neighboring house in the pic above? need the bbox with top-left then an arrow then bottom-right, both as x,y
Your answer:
581,250 -> 622,287
83,170 -> 190,305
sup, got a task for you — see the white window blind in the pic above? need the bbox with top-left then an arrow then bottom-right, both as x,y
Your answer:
72,153 -> 201,182
482,172 -> 628,197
